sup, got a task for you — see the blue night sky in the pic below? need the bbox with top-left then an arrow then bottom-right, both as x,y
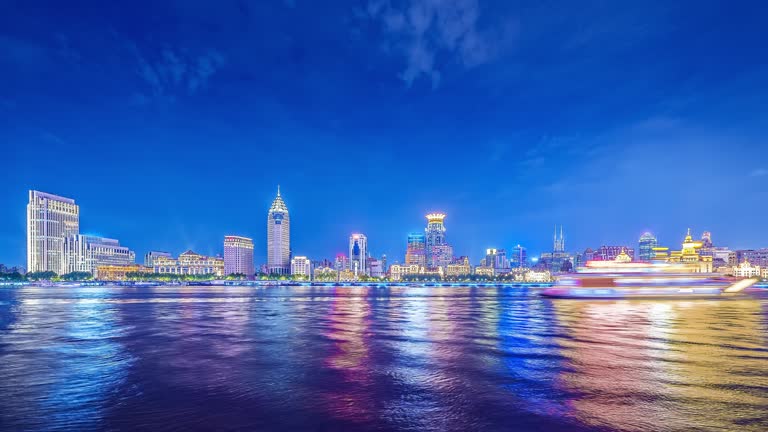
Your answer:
2,0 -> 767,267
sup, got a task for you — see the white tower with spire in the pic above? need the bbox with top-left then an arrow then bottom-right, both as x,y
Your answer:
267,185 -> 291,275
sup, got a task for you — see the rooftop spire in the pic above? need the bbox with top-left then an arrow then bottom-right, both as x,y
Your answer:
277,184 -> 281,197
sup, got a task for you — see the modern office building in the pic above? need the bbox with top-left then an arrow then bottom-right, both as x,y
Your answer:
64,234 -> 135,274
368,258 -> 384,278
735,249 -> 768,267
224,235 -> 254,276
291,256 -> 312,278
27,190 -> 80,274
153,250 -> 224,276
145,251 -> 172,267
511,244 -> 527,268
405,232 -> 427,266
483,248 -> 509,269
267,186 -> 291,275
334,254 -> 348,272
638,232 -> 658,262
349,233 -> 368,276
425,213 -> 449,268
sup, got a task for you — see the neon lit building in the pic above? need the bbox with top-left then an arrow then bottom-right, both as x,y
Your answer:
224,235 -> 254,276
267,186 -> 290,275
349,233 -> 368,276
638,232 -> 658,262
27,190 -> 80,274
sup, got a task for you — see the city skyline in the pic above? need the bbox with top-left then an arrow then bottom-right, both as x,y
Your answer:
3,1 -> 768,268
10,187 -> 760,273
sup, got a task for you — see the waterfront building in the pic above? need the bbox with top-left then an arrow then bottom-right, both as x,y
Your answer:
731,259 -> 761,278
338,269 -> 356,282
524,270 -> 551,282
425,213 -> 453,269
445,256 -> 471,277
349,233 -> 368,276
389,264 -> 421,281
145,251 -> 171,267
153,250 -> 224,276
665,229 -> 713,272
638,232 -> 658,262
267,186 -> 290,275
511,245 -> 527,268
27,190 -> 80,275
291,256 -> 312,278
381,255 -> 387,274
64,234 -> 135,274
405,232 -> 427,266
224,236 -> 254,276
474,266 -> 495,277
597,246 -> 635,262
95,264 -> 152,281
652,246 -> 670,262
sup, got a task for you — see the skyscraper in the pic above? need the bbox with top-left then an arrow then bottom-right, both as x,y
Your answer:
224,235 -> 254,276
349,233 -> 368,276
405,232 -> 426,266
425,213 -> 452,268
27,190 -> 80,274
554,225 -> 565,253
511,244 -> 527,268
267,186 -> 290,275
638,232 -> 658,262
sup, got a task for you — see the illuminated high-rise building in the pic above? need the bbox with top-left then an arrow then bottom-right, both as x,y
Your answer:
224,235 -> 254,276
349,233 -> 368,275
425,213 -> 452,268
27,190 -> 80,274
334,253 -> 348,272
511,244 -> 527,268
405,232 -> 426,266
267,186 -> 290,275
638,232 -> 658,262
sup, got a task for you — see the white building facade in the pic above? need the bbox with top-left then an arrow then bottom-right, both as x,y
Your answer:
27,190 -> 80,274
64,234 -> 135,275
349,234 -> 368,276
291,256 -> 312,278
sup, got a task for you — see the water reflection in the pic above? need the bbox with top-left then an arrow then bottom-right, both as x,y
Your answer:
552,299 -> 768,431
0,286 -> 767,431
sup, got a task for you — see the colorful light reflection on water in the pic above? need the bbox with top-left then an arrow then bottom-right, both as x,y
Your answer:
1,285 -> 767,431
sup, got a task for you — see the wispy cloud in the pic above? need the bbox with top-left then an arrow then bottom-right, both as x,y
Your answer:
361,0 -> 516,88
127,42 -> 226,102
750,168 -> 768,177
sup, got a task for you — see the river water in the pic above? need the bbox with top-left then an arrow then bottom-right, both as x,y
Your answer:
1,285 -> 767,431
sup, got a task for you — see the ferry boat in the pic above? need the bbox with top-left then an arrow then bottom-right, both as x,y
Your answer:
540,249 -> 758,299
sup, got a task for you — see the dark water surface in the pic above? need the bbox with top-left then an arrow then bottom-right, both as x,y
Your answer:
1,285 -> 767,431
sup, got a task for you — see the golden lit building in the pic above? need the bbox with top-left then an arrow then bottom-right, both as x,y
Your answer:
664,229 -> 713,273
445,257 -> 471,277
389,264 -> 421,281
96,264 -> 151,281
313,266 -> 337,281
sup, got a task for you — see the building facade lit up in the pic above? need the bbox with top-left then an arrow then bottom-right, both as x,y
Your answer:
405,232 -> 426,266
64,234 -> 135,274
26,190 -> 80,274
267,186 -> 290,275
638,232 -> 658,262
145,251 -> 171,267
153,250 -> 224,276
224,235 -> 254,276
425,213 -> 449,268
291,256 -> 311,278
349,233 -> 368,276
